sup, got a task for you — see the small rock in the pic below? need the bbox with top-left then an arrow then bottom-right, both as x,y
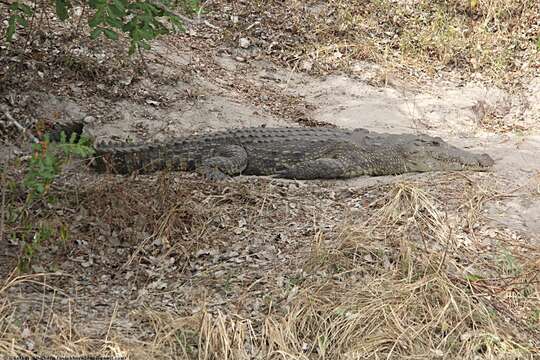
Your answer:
196,249 -> 211,257
25,340 -> 35,351
235,56 -> 246,62
432,349 -> 444,358
149,279 -> 167,290
21,328 -> 32,338
83,115 -> 96,124
333,50 -> 343,59
300,60 -> 313,71
239,37 -> 250,49
120,76 -> 133,86
81,257 -> 93,268
145,99 -> 160,106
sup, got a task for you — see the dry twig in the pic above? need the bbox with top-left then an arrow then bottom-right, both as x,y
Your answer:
1,106 -> 39,143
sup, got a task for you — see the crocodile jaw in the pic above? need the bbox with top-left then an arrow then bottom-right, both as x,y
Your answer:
404,145 -> 494,173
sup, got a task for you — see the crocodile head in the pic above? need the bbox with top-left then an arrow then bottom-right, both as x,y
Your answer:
400,135 -> 494,172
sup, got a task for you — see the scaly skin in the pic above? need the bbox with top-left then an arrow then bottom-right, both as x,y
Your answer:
91,127 -> 494,180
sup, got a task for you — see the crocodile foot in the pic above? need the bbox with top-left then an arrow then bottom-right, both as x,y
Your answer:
196,166 -> 230,181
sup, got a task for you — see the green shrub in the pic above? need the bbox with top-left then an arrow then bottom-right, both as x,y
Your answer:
24,132 -> 95,196
5,0 -> 199,54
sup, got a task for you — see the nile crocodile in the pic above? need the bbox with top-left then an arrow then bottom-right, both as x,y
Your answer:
84,127 -> 494,180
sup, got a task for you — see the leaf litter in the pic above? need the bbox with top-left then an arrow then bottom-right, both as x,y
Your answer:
1,169 -> 539,358
1,0 -> 539,358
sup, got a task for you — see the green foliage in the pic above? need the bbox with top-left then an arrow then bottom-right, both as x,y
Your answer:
6,1 -> 33,41
18,224 -> 53,272
24,132 -> 95,197
184,0 -> 203,15
16,132 -> 91,272
464,273 -> 483,282
498,250 -> 522,276
55,0 -> 72,21
532,309 -> 540,325
16,221 -> 70,272
5,0 -> 199,54
88,0 -> 179,53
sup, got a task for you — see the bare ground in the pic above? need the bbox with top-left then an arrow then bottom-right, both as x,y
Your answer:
1,0 -> 540,359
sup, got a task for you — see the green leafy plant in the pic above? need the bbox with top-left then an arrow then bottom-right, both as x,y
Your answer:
6,1 -> 33,41
87,0 -> 185,54
184,0 -> 203,15
18,224 -> 53,272
17,221 -> 70,272
5,0 -> 200,54
17,132 -> 91,272
24,132 -> 95,196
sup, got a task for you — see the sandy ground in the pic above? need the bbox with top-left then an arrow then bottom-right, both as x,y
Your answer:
29,47 -> 540,243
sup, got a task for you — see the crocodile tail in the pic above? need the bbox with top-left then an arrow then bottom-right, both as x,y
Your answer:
93,143 -> 156,174
93,142 -> 194,174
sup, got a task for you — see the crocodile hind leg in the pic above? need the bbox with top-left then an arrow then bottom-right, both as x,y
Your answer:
276,158 -> 349,179
197,145 -> 248,180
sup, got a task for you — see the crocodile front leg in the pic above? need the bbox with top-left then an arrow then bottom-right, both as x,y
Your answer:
197,145 -> 248,180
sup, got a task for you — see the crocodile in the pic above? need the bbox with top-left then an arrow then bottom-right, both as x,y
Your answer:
85,127 -> 494,180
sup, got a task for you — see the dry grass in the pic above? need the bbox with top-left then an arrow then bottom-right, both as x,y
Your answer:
1,172 -> 538,359
210,0 -> 539,86
1,0 -> 539,357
